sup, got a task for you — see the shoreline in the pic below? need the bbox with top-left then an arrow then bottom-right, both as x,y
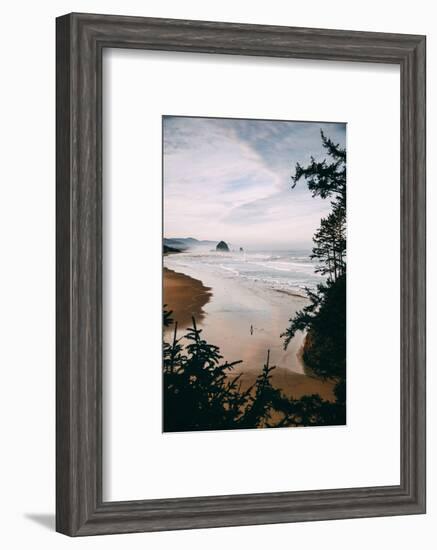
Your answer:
163,265 -> 336,403
232,367 -> 335,402
163,267 -> 212,329
274,288 -> 307,299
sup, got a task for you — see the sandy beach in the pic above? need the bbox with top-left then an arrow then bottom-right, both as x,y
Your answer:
163,263 -> 335,402
163,267 -> 212,328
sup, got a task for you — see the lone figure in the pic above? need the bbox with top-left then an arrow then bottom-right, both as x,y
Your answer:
250,324 -> 253,336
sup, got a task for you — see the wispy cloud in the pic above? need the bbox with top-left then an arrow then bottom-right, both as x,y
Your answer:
163,116 -> 346,249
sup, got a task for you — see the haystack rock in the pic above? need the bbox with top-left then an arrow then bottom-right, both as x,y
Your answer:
216,240 -> 230,252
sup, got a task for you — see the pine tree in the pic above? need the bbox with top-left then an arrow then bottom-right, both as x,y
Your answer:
293,131 -> 346,282
282,130 -> 347,398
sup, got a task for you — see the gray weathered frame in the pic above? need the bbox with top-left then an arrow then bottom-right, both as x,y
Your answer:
56,13 -> 426,536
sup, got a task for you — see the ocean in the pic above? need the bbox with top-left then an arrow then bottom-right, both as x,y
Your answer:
163,249 -> 324,296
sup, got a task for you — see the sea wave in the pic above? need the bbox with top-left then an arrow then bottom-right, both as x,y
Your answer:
164,249 -> 325,295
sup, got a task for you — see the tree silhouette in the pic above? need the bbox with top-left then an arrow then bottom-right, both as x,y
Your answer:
163,310 -> 345,431
282,130 -> 347,411
293,131 -> 346,283
293,131 -> 346,206
311,209 -> 346,281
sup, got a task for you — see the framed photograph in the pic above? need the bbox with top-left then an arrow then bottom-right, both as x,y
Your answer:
56,13 -> 426,536
162,115 -> 347,433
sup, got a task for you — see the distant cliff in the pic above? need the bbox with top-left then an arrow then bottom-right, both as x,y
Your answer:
216,241 -> 230,252
164,237 -> 217,251
163,244 -> 181,254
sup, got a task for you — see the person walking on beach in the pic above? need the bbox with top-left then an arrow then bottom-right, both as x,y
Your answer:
250,324 -> 253,335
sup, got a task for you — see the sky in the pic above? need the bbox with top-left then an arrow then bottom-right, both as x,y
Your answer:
163,116 -> 346,250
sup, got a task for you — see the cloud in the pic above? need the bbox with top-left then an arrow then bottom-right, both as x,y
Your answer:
163,116 -> 345,248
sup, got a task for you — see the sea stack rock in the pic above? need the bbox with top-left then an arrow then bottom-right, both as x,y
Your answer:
216,240 -> 230,252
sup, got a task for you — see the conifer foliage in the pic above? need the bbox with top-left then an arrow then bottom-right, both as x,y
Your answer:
163,310 -> 345,431
282,130 -> 347,404
163,312 -> 280,431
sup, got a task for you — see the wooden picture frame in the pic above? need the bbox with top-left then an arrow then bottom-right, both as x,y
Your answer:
56,13 -> 426,536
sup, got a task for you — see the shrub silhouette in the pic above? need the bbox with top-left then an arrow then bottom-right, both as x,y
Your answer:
282,274 -> 346,381
163,310 -> 345,432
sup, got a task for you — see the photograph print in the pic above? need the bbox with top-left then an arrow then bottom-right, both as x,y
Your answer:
163,115 -> 346,432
